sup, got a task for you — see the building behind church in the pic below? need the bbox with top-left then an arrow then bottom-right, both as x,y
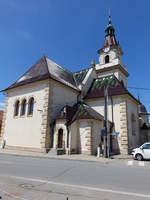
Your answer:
1,15 -> 149,155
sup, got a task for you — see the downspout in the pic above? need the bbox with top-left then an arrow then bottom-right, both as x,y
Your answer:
110,96 -> 114,153
66,124 -> 70,155
110,96 -> 114,127
50,120 -> 55,149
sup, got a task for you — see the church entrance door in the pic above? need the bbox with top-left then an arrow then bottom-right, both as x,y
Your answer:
58,129 -> 63,148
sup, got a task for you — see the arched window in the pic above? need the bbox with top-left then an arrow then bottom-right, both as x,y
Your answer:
105,55 -> 109,64
14,100 -> 20,116
28,97 -> 34,116
20,99 -> 27,116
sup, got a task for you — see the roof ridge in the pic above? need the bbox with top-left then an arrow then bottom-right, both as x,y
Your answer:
46,57 -> 73,76
43,55 -> 51,76
12,56 -> 47,85
72,73 -> 78,87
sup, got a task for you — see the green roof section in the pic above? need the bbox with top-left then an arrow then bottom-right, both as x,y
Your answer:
91,76 -> 118,91
73,68 -> 89,86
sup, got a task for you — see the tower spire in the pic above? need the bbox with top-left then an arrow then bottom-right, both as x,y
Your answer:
97,11 -> 122,54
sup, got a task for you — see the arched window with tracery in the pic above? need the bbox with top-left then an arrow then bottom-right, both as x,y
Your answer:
28,97 -> 34,116
14,100 -> 20,116
20,99 -> 27,116
105,55 -> 110,63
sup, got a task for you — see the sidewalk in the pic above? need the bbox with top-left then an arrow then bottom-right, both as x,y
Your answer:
0,148 -> 132,163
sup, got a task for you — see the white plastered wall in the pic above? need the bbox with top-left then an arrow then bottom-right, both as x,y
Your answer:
50,80 -> 78,121
85,97 -> 121,152
3,81 -> 48,150
78,120 -> 87,154
98,49 -> 122,67
92,120 -> 103,154
127,98 -> 140,150
69,119 -> 102,155
86,97 -> 121,132
70,121 -> 78,153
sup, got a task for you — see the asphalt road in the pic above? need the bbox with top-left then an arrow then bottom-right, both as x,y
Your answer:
0,154 -> 150,200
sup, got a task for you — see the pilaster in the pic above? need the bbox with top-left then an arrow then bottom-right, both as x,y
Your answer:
120,97 -> 129,155
40,80 -> 51,151
85,122 -> 92,155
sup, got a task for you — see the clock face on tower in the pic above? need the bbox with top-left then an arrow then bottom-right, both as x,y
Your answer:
104,47 -> 110,53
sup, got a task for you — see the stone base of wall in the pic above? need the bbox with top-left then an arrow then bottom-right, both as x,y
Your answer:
4,145 -> 46,153
120,148 -> 128,155
82,150 -> 92,155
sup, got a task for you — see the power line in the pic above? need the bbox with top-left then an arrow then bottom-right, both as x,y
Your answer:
128,86 -> 150,91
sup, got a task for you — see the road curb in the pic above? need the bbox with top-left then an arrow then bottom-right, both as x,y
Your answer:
0,151 -> 112,164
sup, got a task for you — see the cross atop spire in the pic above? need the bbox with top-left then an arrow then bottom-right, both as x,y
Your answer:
105,11 -> 115,37
108,8 -> 111,24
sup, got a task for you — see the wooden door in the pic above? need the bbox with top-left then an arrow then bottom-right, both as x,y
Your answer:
58,129 -> 63,148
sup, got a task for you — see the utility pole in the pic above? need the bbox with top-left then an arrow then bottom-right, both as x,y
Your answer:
104,85 -> 108,158
103,76 -> 116,158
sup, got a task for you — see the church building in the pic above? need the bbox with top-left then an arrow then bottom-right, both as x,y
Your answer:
1,15 -> 149,155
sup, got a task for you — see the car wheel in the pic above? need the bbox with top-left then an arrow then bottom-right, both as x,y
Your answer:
135,154 -> 143,161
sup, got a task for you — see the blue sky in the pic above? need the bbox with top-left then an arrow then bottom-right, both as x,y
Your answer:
0,0 -> 150,111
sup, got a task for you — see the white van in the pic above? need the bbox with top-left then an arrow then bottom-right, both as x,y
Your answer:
131,143 -> 150,161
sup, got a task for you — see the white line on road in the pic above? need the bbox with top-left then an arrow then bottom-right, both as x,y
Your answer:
127,160 -> 133,166
3,175 -> 150,199
139,161 -> 145,166
0,188 -> 29,200
127,160 -> 146,167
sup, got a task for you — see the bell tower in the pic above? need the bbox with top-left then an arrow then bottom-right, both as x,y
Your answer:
96,14 -> 129,87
